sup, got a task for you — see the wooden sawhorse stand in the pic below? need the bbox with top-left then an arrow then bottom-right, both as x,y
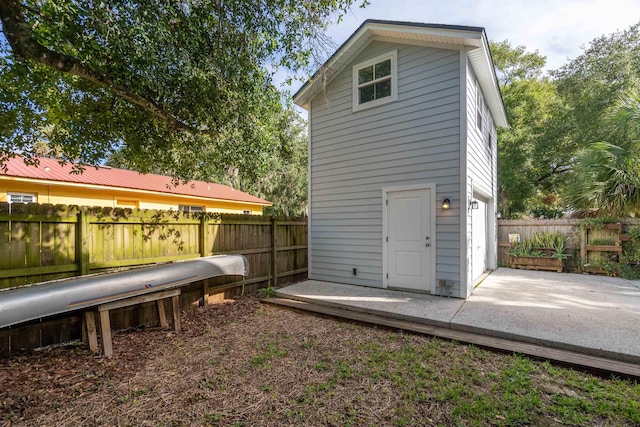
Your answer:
84,289 -> 181,357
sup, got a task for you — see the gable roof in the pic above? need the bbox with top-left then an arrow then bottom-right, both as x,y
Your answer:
2,156 -> 271,206
293,19 -> 508,127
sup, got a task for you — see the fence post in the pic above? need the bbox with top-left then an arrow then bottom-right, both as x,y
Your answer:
76,210 -> 90,275
580,226 -> 586,266
271,217 -> 277,287
199,214 -> 208,258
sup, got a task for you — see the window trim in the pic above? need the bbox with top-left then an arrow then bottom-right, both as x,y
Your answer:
8,192 -> 36,204
352,50 -> 398,112
178,205 -> 204,213
476,80 -> 484,132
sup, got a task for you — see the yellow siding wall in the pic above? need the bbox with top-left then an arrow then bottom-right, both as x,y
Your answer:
0,178 -> 264,214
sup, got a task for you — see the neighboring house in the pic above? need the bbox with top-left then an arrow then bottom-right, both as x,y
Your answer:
0,156 -> 271,214
293,20 -> 508,298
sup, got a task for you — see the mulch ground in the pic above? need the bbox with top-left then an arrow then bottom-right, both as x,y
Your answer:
1,295 -> 638,427
1,297 -> 261,426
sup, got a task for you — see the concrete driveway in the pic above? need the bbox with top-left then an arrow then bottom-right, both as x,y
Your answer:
276,268 -> 640,364
457,268 -> 640,363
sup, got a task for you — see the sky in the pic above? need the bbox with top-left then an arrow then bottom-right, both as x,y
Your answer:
284,0 -> 640,104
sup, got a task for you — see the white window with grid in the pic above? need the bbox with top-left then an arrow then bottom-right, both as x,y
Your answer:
8,193 -> 36,204
352,50 -> 398,112
178,205 -> 204,212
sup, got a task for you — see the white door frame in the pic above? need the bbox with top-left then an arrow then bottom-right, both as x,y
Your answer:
382,183 -> 437,293
472,186 -> 496,271
471,194 -> 488,281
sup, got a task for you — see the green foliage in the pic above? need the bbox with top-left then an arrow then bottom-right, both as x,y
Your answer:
585,258 -> 620,277
620,263 -> 640,280
507,239 -> 534,257
490,41 -> 546,86
254,109 -> 308,216
589,238 -> 616,246
577,217 -> 618,230
257,283 -> 277,298
621,227 -> 640,279
566,141 -> 640,217
0,0 -> 361,183
491,40 -> 571,218
529,205 -> 564,219
628,226 -> 640,241
508,231 -> 568,260
552,23 -> 640,151
556,24 -> 640,216
532,231 -> 563,250
495,22 -> 640,217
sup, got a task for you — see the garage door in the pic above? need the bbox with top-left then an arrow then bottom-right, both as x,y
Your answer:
471,198 -> 487,281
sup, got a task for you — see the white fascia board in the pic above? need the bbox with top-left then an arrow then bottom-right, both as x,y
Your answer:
469,33 -> 508,128
365,22 -> 483,45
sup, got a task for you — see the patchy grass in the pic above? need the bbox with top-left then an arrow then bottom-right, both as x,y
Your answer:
1,295 -> 638,426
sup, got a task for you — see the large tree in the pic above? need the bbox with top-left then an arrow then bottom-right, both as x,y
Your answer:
552,22 -> 640,149
491,40 -> 570,218
0,0 -> 359,182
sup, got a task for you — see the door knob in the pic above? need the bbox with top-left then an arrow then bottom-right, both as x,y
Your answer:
425,243 -> 430,247
425,236 -> 430,240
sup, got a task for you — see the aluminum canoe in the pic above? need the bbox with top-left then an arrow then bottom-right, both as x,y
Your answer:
0,255 -> 248,329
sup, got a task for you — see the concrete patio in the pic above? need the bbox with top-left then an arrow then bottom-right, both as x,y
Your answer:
274,268 -> 640,366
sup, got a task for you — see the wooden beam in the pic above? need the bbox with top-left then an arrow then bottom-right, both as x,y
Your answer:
98,289 -> 181,312
99,310 -> 113,358
271,218 -> 277,288
0,263 -> 78,279
77,210 -> 90,276
171,295 -> 181,332
157,299 -> 169,328
84,312 -> 99,353
585,245 -> 622,253
276,245 -> 308,252
0,214 -> 77,222
90,254 -> 200,270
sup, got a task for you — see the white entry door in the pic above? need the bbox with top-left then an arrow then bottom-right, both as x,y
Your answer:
471,198 -> 487,281
386,187 -> 433,291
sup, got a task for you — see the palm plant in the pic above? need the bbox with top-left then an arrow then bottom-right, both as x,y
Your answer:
566,89 -> 640,217
566,142 -> 640,216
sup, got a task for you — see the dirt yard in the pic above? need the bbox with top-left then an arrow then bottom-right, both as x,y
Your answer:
1,295 -> 639,426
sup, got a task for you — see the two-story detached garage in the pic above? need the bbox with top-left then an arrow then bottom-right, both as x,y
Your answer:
293,20 -> 508,298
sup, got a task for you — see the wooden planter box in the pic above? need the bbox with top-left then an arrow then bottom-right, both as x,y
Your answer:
509,256 -> 563,273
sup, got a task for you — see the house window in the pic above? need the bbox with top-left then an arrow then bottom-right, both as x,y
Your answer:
476,82 -> 484,132
178,205 -> 204,212
352,50 -> 398,111
8,193 -> 36,204
117,199 -> 139,209
243,210 -> 251,215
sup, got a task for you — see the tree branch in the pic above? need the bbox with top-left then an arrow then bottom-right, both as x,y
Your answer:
0,0 -> 204,134
536,164 -> 571,184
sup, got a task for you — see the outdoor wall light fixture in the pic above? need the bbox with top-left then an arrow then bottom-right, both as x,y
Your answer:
470,200 -> 479,210
442,198 -> 451,210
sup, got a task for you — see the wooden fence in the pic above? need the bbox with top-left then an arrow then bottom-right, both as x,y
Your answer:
498,218 -> 640,270
0,202 -> 307,354
0,202 -> 307,289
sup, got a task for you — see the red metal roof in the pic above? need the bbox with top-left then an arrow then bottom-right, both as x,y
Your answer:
2,156 -> 271,205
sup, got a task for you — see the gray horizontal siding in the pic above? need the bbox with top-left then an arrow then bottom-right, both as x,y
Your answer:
309,40 -> 461,288
466,64 -> 492,196
313,129 -> 459,163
